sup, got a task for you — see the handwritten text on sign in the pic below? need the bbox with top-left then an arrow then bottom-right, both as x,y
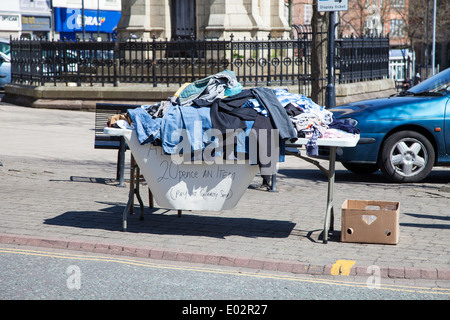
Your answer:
157,160 -> 236,183
156,159 -> 237,202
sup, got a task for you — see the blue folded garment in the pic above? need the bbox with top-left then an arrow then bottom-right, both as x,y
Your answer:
127,107 -> 162,145
178,69 -> 242,106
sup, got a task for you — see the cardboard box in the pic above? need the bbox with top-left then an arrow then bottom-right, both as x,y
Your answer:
341,200 -> 399,245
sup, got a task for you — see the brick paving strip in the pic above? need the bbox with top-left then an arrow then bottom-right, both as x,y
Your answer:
1,233 -> 449,280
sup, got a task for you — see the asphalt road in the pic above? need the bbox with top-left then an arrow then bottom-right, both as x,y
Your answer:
0,244 -> 448,302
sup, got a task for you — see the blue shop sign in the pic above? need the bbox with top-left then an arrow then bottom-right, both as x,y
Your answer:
54,7 -> 121,33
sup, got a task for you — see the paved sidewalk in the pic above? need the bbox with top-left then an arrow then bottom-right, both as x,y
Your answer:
1,103 -> 449,282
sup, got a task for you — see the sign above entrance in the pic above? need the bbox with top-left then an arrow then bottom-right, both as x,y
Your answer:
53,7 -> 121,33
318,0 -> 348,12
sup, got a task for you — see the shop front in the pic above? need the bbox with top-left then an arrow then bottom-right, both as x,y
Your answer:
21,15 -> 52,40
53,7 -> 121,41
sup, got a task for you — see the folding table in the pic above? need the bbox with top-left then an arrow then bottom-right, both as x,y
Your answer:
281,135 -> 360,243
105,127 -> 359,243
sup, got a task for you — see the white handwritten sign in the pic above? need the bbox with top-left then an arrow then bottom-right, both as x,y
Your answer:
123,130 -> 258,211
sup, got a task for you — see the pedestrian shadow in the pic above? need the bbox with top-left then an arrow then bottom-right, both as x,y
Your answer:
43,201 -> 296,239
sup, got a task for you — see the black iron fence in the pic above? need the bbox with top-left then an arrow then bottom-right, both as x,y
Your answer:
9,28 -> 389,96
336,34 -> 390,83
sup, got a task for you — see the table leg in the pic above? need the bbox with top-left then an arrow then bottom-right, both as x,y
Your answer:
118,136 -> 126,187
122,154 -> 136,231
323,146 -> 336,244
134,165 -> 145,221
269,174 -> 278,192
148,188 -> 154,208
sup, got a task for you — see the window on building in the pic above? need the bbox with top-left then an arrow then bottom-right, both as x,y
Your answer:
391,0 -> 405,8
304,4 -> 312,25
390,19 -> 406,37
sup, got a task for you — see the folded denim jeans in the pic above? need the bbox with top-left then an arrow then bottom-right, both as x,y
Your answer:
127,107 -> 162,145
161,104 -> 219,155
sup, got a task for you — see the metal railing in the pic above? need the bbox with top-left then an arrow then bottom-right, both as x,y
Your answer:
9,29 -> 389,96
336,34 -> 390,83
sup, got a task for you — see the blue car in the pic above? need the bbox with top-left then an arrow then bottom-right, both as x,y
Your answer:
331,67 -> 450,183
0,38 -> 11,89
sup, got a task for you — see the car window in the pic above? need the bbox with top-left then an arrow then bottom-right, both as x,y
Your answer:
0,51 -> 10,62
0,40 -> 10,56
407,68 -> 450,95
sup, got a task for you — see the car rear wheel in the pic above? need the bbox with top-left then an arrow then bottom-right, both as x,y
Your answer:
379,131 -> 435,182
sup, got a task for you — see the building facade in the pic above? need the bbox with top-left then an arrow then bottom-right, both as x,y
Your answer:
116,0 -> 290,41
290,0 -> 449,81
52,0 -> 121,40
0,0 -> 121,41
0,0 -> 52,39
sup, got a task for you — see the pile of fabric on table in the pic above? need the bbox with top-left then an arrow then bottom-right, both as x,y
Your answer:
109,69 -> 359,175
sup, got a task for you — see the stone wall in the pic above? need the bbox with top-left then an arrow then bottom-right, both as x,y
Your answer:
2,79 -> 396,111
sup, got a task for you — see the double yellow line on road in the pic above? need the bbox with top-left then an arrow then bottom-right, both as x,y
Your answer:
0,246 -> 448,297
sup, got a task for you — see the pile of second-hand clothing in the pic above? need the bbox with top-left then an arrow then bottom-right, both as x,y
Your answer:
110,69 -> 359,167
